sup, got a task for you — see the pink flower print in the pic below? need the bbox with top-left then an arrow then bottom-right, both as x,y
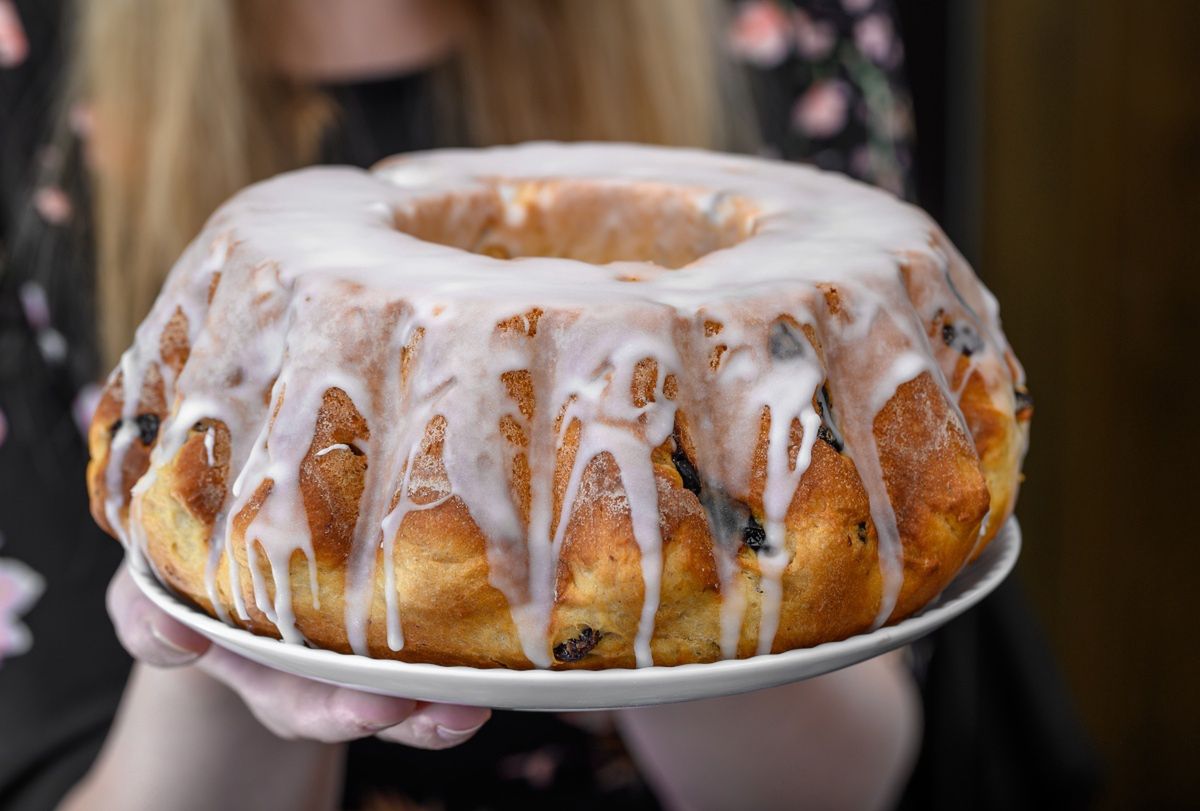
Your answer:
728,1 -> 793,68
0,554 -> 44,665
18,281 -> 50,330
33,185 -> 72,225
792,9 -> 836,61
69,103 -> 94,138
0,0 -> 29,68
37,328 -> 68,363
792,80 -> 850,139
498,747 -> 564,790
855,13 -> 898,66
73,384 -> 103,438
69,103 -> 104,171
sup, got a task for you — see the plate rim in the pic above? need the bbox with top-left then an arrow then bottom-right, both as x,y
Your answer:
129,518 -> 1020,710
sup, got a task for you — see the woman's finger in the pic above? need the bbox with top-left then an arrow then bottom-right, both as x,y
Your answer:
199,646 -> 421,743
0,1 -> 29,68
374,703 -> 492,749
106,566 -> 211,666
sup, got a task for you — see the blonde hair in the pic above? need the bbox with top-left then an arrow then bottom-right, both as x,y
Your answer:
72,0 -> 747,367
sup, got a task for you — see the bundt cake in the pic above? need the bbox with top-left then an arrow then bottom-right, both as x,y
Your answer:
87,142 -> 1031,669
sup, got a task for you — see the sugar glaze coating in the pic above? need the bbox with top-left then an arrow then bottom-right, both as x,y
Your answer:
88,143 -> 1029,669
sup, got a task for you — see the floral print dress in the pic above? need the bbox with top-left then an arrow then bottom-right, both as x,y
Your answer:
731,0 -> 915,199
0,543 -> 42,666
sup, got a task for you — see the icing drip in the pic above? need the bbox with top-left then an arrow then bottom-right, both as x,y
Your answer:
815,278 -> 931,628
367,311 -> 460,655
543,332 -> 681,668
378,437 -> 454,651
426,306 -> 545,665
103,236 -> 225,570
753,326 -> 823,655
99,143 -> 1019,667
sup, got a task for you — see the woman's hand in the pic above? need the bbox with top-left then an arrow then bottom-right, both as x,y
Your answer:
107,565 -> 491,748
65,566 -> 490,810
0,0 -> 27,68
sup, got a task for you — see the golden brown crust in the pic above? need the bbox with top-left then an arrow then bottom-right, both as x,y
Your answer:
89,349 -> 1019,668
87,365 -> 166,537
875,373 -> 990,620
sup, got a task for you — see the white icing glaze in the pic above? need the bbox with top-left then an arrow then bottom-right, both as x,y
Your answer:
204,427 -> 216,466
100,143 -> 1021,667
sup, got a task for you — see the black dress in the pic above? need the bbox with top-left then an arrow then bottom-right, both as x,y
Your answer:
0,2 -> 1096,809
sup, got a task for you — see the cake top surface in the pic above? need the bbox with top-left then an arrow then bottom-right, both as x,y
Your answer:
206,141 -> 939,311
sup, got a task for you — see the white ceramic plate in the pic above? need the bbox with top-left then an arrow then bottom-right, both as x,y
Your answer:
129,519 -> 1019,711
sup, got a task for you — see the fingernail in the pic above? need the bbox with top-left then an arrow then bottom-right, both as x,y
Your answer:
150,625 -> 202,663
435,722 -> 485,744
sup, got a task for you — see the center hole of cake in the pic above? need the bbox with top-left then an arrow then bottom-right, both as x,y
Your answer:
392,180 -> 756,270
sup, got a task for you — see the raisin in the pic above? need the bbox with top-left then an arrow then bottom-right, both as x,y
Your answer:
109,414 -> 160,444
817,424 -> 843,452
743,514 -> 767,551
768,319 -> 806,360
1014,387 -> 1034,418
941,321 -> 984,357
815,384 -> 844,452
553,626 -> 601,662
815,383 -> 831,416
700,488 -> 749,549
671,436 -> 702,496
856,521 -> 869,543
134,413 -> 160,445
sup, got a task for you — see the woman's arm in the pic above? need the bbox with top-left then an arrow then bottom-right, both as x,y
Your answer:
61,664 -> 345,811
615,650 -> 921,811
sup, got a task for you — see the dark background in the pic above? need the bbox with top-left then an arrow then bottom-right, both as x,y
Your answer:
904,1 -> 1200,807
